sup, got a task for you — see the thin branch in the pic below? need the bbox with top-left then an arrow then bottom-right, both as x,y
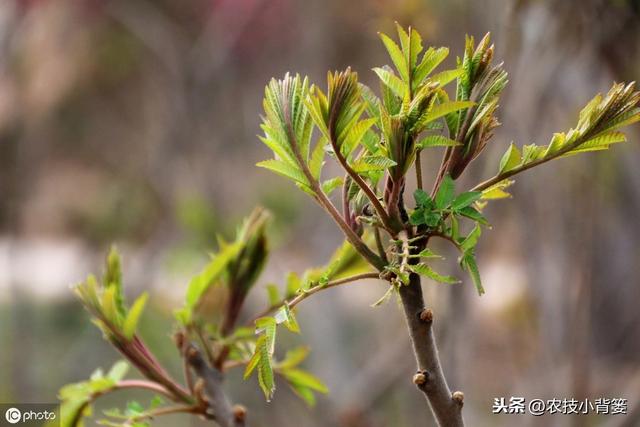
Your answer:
116,380 -> 177,401
342,173 -> 352,224
109,332 -> 192,403
470,130 -> 608,193
68,379 -> 190,427
250,272 -> 381,322
430,230 -> 462,251
331,141 -> 395,233
283,102 -> 385,270
288,272 -> 382,310
398,273 -> 465,427
129,404 -> 200,423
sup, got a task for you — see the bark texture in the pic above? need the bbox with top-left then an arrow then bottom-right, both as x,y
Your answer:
398,273 -> 464,427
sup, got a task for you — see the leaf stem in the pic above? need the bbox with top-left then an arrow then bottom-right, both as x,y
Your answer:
471,132 -> 600,192
116,380 -> 177,400
250,272 -> 381,321
283,102 -> 385,270
415,149 -> 424,190
331,141 -> 396,233
129,404 -> 200,422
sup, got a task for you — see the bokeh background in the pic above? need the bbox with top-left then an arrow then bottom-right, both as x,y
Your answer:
1,0 -> 640,426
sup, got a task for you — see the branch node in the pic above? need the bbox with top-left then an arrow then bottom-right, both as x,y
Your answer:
412,370 -> 429,387
419,308 -> 433,323
233,404 -> 247,423
452,391 -> 465,407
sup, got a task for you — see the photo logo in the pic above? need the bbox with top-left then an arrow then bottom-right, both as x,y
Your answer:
5,407 -> 21,424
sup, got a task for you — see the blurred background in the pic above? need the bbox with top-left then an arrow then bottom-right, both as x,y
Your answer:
1,0 -> 640,426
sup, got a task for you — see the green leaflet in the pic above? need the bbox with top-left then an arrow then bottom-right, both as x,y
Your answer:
416,248 -> 442,259
256,159 -> 309,187
498,142 -> 521,173
283,369 -> 329,407
309,138 -> 327,180
321,177 -> 344,196
460,252 -> 484,295
59,361 -> 129,427
451,191 -> 482,210
379,32 -> 409,82
258,73 -> 328,196
413,47 -> 449,87
457,206 -> 489,225
429,68 -> 464,87
562,131 -> 626,156
461,224 -> 481,252
277,346 -> 310,370
184,241 -> 242,310
276,344 -> 328,406
275,305 -> 300,333
435,175 -> 455,209
122,292 -> 148,340
103,247 -> 125,318
342,118 -> 377,158
481,179 -> 514,200
409,263 -> 459,284
266,284 -> 280,306
351,155 -> 397,172
373,67 -> 408,99
420,100 -> 475,124
250,335 -> 275,401
416,135 -> 460,149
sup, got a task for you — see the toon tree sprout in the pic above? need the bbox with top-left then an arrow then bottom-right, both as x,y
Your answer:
59,25 -> 639,427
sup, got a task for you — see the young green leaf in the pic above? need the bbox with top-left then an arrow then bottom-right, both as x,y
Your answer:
409,263 -> 459,284
451,191 -> 482,210
498,142 -> 522,173
416,248 -> 442,259
184,241 -> 242,310
457,206 -> 489,225
419,100 -> 475,124
435,175 -> 455,209
122,292 -> 148,340
416,135 -> 460,149
460,224 -> 482,252
460,252 -> 484,295
282,369 -> 329,407
379,32 -> 409,82
278,346 -> 310,370
373,67 -> 408,99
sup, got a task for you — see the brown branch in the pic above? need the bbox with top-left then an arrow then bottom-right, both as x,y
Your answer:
415,149 -> 424,191
398,273 -> 465,426
186,344 -> 247,427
